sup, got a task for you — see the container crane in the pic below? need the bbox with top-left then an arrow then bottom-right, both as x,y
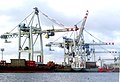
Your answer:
1,7 -> 115,69
46,40 -> 114,64
0,7 -> 44,63
46,14 -> 115,70
0,7 -> 80,64
98,56 -> 119,70
45,10 -> 89,70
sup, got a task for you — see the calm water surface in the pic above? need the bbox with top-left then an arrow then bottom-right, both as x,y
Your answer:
0,73 -> 119,82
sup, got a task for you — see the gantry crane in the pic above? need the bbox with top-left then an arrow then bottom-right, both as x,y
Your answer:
45,9 -> 115,70
45,10 -> 89,70
0,7 -> 81,64
0,7 -> 44,63
98,56 -> 120,68
0,7 -> 117,70
46,39 -> 114,64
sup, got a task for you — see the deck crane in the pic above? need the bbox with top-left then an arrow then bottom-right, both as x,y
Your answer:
0,7 -> 81,63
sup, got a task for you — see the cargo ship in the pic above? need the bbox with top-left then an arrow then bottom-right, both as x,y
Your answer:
0,59 -> 99,72
0,59 -> 69,72
0,59 -> 118,72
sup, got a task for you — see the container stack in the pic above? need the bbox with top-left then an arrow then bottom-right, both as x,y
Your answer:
10,59 -> 26,67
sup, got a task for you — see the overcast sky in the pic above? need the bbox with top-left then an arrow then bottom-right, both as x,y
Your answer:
0,0 -> 120,64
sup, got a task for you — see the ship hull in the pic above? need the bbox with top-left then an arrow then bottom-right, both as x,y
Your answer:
0,66 -> 54,73
85,68 -> 98,72
0,66 -> 99,73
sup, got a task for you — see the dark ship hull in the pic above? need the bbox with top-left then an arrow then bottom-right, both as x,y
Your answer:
0,59 -> 101,73
0,66 -> 98,73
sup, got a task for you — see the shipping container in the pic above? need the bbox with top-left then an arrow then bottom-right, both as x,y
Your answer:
26,61 -> 36,66
47,61 -> 55,68
36,62 -> 43,65
10,59 -> 26,67
86,62 -> 96,68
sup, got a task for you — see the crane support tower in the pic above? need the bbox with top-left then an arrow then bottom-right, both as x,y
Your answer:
18,7 -> 43,62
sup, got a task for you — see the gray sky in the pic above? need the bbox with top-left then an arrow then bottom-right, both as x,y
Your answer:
0,0 -> 120,64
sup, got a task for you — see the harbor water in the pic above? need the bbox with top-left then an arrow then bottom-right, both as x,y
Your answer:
0,73 -> 119,82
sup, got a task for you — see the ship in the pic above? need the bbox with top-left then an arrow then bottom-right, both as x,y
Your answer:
0,7 -> 118,72
0,60 -> 71,73
98,60 -> 119,72
0,59 -> 99,72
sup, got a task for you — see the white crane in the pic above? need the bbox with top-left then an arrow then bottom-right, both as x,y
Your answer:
45,10 -> 89,70
0,7 -> 44,63
0,7 -> 80,64
45,10 -> 116,70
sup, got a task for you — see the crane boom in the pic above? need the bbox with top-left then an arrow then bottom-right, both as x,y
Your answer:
0,27 -> 80,40
46,42 -> 113,48
76,10 -> 89,43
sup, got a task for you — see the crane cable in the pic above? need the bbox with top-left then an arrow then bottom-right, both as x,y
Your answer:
9,11 -> 34,33
39,10 -> 65,28
9,9 -> 65,33
84,29 -> 114,54
84,29 -> 104,43
52,32 -> 68,43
